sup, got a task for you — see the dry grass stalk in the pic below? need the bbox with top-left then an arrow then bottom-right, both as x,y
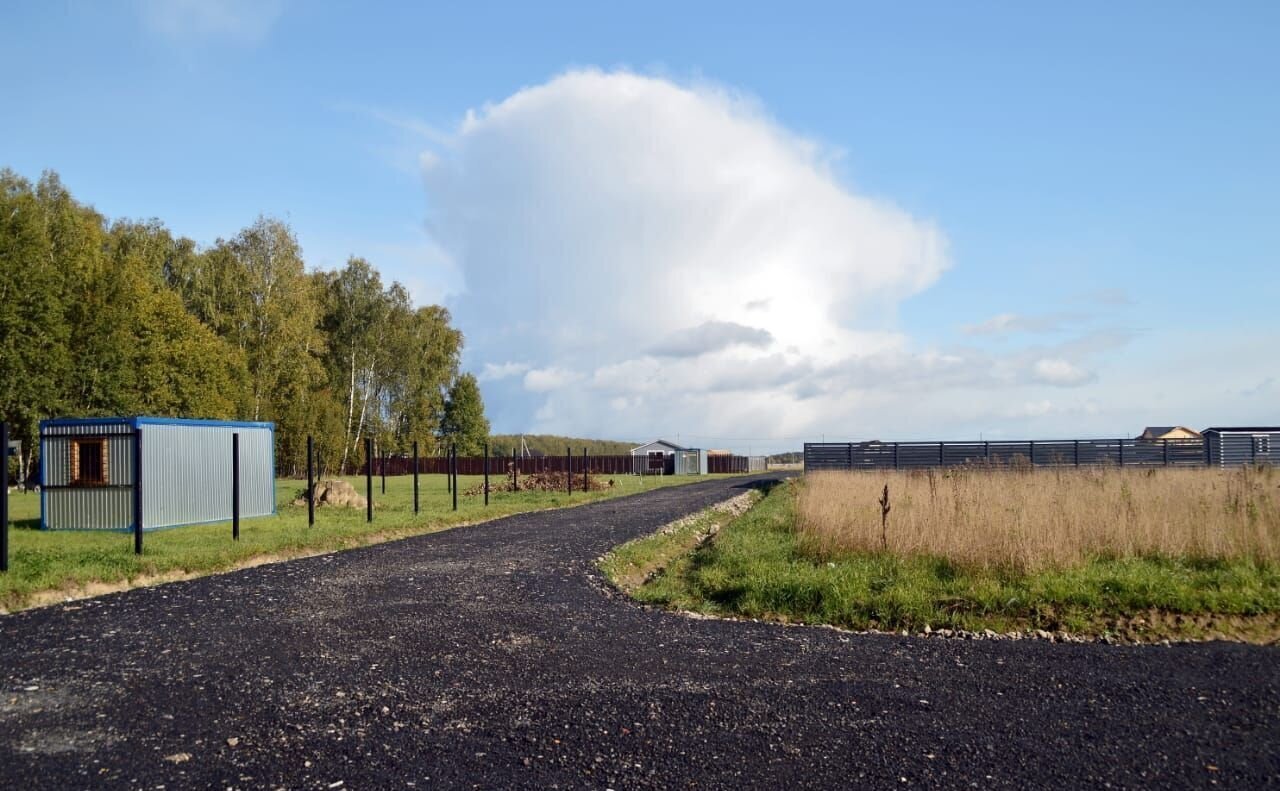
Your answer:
797,466 -> 1280,570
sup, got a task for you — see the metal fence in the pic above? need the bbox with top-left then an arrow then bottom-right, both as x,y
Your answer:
365,453 -> 760,477
804,438 -> 1212,472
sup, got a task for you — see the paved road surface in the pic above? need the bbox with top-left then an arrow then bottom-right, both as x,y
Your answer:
0,474 -> 1276,788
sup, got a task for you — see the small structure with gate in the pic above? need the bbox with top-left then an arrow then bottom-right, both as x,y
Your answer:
40,417 -> 275,531
1203,427 -> 1278,467
630,439 -> 709,475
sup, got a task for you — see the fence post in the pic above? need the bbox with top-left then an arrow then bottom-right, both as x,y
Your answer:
984,441 -> 990,462
566,446 -> 572,494
1029,440 -> 1035,468
1,421 -> 8,572
1204,436 -> 1211,467
583,447 -> 588,490
1074,439 -> 1080,467
1118,438 -> 1125,467
939,441 -> 944,467
412,440 -> 419,514
846,442 -> 853,472
893,442 -> 899,470
513,449 -> 519,490
381,449 -> 386,494
133,427 -> 144,555
306,435 -> 315,527
446,446 -> 451,493
451,444 -> 458,512
365,437 -> 373,523
484,442 -> 490,506
232,433 -> 240,541
1163,438 -> 1170,466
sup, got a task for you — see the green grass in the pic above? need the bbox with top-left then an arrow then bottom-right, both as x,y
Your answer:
0,472 -> 728,611
608,480 -> 1280,642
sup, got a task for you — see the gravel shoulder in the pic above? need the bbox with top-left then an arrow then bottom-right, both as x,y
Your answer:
0,473 -> 1276,789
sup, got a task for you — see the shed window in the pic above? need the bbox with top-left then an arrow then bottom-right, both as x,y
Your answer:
1256,436 -> 1271,455
71,438 -> 109,486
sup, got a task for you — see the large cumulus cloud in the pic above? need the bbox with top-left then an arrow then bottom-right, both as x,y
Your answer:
421,70 -> 953,444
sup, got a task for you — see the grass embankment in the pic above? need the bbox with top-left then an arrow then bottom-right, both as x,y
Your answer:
604,470 -> 1280,642
1,472 -> 723,612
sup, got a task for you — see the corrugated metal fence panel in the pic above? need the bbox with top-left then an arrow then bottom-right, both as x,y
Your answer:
141,424 -> 274,529
42,420 -> 136,530
804,438 -> 1218,472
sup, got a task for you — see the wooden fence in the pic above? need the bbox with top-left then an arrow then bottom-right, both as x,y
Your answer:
364,453 -> 761,476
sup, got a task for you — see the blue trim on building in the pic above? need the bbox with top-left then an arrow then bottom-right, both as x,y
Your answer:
42,416 -> 275,430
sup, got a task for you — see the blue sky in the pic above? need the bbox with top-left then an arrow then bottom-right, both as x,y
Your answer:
4,2 -> 1278,450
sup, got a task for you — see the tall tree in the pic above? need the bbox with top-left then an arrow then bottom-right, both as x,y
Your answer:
440,373 -> 490,455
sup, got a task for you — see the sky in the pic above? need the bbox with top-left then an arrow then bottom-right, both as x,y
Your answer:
3,1 -> 1278,452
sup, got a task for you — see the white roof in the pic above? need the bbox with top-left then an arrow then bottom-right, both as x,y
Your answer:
631,439 -> 687,454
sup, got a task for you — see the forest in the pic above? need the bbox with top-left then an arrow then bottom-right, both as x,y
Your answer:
0,169 -> 489,480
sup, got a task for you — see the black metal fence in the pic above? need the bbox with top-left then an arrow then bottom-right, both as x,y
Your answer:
805,438 -> 1211,472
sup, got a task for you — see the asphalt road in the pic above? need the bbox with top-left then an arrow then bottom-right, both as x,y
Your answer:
0,474 -> 1276,789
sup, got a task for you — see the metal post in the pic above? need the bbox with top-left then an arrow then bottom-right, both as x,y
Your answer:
1164,438 -> 1170,467
133,428 -> 144,555
306,435 -> 315,527
1029,440 -> 1035,468
893,442 -> 899,470
513,449 -> 518,490
1,422 -> 8,572
412,441 -> 419,514
939,441 -> 945,467
232,433 -> 240,541
365,437 -> 373,522
583,447 -> 588,490
451,444 -> 458,512
1074,439 -> 1080,467
484,442 -> 489,506
381,449 -> 386,494
567,446 -> 572,494
1118,438 -> 1125,467
446,446 -> 451,493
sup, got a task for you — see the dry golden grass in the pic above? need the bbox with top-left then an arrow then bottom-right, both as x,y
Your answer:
798,465 -> 1280,570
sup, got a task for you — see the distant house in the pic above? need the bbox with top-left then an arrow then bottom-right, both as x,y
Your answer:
1202,427 -> 1279,467
1137,426 -> 1202,441
630,439 -> 707,475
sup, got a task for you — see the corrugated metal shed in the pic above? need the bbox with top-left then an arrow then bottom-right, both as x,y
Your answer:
40,417 -> 275,531
1203,427 -> 1278,467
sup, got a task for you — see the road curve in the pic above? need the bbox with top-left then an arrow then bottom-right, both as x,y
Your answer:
0,474 -> 1276,789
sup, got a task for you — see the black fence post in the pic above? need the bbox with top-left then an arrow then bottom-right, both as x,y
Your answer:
566,446 -> 572,494
381,449 -> 386,494
1074,440 -> 1080,467
1,421 -> 8,572
583,447 -> 588,490
1118,438 -> 1125,467
1204,436 -> 1211,467
133,428 -> 144,555
484,442 -> 490,506
893,442 -> 900,470
232,433 -> 241,541
306,435 -> 315,527
451,444 -> 458,512
1029,440 -> 1035,468
1164,438 -> 1170,466
446,446 -> 451,493
365,437 -> 373,523
939,441 -> 945,467
412,441 -> 419,514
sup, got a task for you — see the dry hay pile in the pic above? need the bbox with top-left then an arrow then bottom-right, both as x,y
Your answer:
463,471 -> 615,496
291,479 -> 368,509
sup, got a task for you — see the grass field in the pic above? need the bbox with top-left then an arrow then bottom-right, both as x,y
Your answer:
0,472 -> 724,612
605,471 -> 1280,642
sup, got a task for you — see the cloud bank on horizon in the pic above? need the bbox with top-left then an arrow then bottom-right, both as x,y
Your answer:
416,70 -> 1269,449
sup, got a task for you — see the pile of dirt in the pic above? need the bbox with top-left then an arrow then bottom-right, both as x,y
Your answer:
292,479 -> 368,509
464,471 -> 615,496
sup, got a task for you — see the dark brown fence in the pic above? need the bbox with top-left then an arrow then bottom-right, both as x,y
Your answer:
804,438 -> 1210,472
366,454 -> 641,476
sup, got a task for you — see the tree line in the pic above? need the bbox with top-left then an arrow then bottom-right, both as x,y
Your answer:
0,169 -> 489,481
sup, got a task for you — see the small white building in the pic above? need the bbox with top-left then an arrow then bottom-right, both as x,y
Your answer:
630,439 -> 708,475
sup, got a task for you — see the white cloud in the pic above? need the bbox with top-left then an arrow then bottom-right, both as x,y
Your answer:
962,311 -> 1079,336
137,0 -> 285,43
424,70 -> 949,442
1031,358 -> 1094,387
479,361 -> 531,382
